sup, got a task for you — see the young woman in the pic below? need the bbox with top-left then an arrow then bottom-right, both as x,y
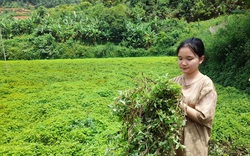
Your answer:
173,38 -> 217,156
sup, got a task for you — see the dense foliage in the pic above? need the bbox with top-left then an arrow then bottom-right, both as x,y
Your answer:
1,7 -> 249,93
0,3 -> 191,58
1,0 -> 249,20
0,1 -> 249,59
113,75 -> 184,155
201,13 -> 250,93
209,85 -> 250,155
0,57 -> 249,155
0,2 -> 249,91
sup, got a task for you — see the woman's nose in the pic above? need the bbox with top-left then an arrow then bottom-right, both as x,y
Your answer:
181,61 -> 187,65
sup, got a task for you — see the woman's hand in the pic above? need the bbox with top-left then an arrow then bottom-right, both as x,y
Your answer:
179,101 -> 204,125
179,101 -> 187,115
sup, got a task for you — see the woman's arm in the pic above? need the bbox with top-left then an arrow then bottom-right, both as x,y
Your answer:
179,88 -> 217,125
179,102 -> 201,124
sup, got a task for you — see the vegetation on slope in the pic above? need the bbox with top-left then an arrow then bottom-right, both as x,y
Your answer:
1,7 -> 249,92
202,14 -> 250,93
0,57 -> 249,155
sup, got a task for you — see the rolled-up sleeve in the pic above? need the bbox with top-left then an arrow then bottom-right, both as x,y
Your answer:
195,82 -> 217,128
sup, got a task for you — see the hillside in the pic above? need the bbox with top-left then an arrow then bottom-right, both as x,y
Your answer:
0,1 -> 249,93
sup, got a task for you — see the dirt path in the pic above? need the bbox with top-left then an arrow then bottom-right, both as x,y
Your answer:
0,7 -> 31,20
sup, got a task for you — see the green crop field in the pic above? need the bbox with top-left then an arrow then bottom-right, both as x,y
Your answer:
0,57 -> 249,155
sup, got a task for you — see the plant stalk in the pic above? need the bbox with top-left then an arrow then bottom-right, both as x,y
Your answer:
0,28 -> 8,73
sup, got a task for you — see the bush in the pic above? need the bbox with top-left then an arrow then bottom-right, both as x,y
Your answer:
151,18 -> 189,56
30,34 -> 59,59
122,22 -> 155,49
3,35 -> 38,60
202,13 -> 250,94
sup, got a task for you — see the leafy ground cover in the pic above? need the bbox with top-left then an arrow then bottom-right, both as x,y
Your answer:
0,57 -> 249,155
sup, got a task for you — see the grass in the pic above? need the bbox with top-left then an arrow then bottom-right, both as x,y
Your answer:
0,57 -> 249,155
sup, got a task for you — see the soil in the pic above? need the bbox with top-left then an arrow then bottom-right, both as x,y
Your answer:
0,7 -> 31,20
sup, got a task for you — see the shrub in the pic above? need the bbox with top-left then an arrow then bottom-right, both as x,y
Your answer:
54,41 -> 95,59
202,13 -> 250,94
30,34 -> 59,59
3,35 -> 38,60
122,22 -> 155,49
151,18 -> 189,56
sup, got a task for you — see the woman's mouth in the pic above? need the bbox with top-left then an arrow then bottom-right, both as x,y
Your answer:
181,67 -> 188,70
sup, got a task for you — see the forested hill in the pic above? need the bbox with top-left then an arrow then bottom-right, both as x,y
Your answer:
0,0 -> 250,93
1,0 -> 249,21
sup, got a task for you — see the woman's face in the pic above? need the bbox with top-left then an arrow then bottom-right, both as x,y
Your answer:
177,47 -> 204,75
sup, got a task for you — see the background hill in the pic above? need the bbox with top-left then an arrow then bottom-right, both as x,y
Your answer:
0,0 -> 249,93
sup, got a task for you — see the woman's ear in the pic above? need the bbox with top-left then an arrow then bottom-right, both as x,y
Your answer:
199,55 -> 204,64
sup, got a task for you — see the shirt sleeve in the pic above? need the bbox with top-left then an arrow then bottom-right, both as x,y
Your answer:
195,80 -> 217,128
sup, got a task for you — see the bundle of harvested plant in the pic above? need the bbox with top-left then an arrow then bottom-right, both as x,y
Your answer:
113,74 -> 185,156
